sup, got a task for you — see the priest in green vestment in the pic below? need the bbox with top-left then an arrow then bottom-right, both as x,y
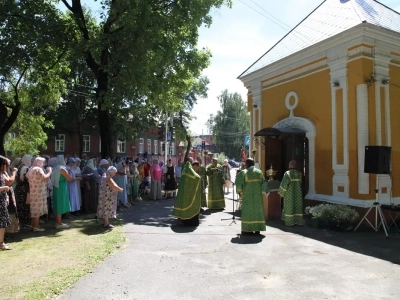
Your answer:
278,160 -> 303,226
172,159 -> 202,226
192,160 -> 208,208
235,158 -> 266,235
205,158 -> 225,209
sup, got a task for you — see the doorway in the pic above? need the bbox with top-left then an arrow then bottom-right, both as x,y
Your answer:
262,129 -> 309,196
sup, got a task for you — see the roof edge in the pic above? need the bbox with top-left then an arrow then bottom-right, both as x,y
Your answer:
237,0 -> 328,79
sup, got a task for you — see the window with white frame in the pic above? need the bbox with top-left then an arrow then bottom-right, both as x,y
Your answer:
83,135 -> 90,152
171,142 -> 175,155
154,140 -> 158,154
117,140 -> 126,153
139,138 -> 144,153
147,138 -> 151,153
55,134 -> 65,152
160,142 -> 164,154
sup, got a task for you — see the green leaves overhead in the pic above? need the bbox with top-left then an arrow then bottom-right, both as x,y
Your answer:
208,90 -> 249,159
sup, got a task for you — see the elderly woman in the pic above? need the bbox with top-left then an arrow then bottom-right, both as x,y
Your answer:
66,157 -> 81,215
222,159 -> 232,194
4,158 -> 19,234
0,156 -> 11,250
150,159 -> 163,200
129,162 -> 141,202
72,157 -> 82,209
15,154 -> 32,228
51,155 -> 74,229
82,158 -> 101,213
97,166 -> 123,229
114,159 -> 129,208
26,157 -> 52,232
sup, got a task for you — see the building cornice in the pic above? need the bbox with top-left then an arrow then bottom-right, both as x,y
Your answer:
240,23 -> 400,86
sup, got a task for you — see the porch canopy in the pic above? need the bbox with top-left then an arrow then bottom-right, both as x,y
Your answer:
254,127 -> 305,137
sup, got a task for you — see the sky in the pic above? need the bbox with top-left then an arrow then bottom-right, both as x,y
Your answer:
190,0 -> 400,135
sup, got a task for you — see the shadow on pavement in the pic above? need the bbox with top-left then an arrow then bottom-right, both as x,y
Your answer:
266,219 -> 400,265
231,234 -> 265,244
170,224 -> 198,233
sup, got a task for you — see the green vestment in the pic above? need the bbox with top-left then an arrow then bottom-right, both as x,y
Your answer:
172,162 -> 201,220
196,165 -> 208,208
278,169 -> 303,226
235,166 -> 266,232
206,163 -> 225,209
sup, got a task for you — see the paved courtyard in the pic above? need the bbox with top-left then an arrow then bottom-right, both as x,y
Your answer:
59,191 -> 400,300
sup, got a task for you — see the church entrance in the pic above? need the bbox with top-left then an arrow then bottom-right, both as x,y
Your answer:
254,127 -> 309,196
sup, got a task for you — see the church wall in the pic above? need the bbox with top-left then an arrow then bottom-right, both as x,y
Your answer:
389,63 -> 400,197
347,57 -> 376,200
261,68 -> 333,196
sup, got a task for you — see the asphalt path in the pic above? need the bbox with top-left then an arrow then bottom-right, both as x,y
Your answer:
59,169 -> 400,300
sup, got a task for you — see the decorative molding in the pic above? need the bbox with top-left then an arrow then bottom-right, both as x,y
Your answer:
356,84 -> 369,194
262,59 -> 327,88
273,117 -> 316,194
305,193 -> 376,208
329,61 -> 349,197
285,91 -> 299,118
348,45 -> 373,57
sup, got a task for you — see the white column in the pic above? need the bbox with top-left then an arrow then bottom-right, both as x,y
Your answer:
329,55 -> 349,198
357,84 -> 369,194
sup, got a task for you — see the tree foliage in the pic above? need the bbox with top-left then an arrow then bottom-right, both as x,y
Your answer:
208,90 -> 249,159
59,0 -> 232,158
0,0 -> 70,155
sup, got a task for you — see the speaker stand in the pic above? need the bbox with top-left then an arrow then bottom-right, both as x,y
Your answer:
354,188 -> 389,238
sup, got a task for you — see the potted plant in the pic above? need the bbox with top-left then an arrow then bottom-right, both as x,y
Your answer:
320,204 -> 359,231
304,204 -> 331,228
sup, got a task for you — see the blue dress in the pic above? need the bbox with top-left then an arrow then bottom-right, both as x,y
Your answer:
66,166 -> 80,212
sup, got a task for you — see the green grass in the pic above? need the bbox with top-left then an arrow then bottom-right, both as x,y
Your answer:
0,214 -> 126,300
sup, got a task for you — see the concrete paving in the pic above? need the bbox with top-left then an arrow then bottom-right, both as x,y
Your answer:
59,191 -> 400,300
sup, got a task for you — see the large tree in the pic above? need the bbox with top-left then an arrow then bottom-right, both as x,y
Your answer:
0,1 -> 70,156
59,0 -> 231,158
208,90 -> 249,159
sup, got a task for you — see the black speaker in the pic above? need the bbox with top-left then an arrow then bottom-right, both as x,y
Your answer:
364,146 -> 391,174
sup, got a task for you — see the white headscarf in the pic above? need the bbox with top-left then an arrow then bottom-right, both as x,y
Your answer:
107,166 -> 117,176
51,155 -> 66,188
26,157 -> 45,181
20,154 -> 33,181
86,159 -> 96,171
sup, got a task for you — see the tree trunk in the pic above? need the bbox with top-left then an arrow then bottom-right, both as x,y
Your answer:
96,72 -> 115,159
0,101 -> 20,156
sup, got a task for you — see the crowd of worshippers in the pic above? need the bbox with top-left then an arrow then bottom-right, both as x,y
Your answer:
0,154 -> 184,250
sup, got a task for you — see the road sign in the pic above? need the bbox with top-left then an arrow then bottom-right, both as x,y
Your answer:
244,135 -> 250,146
169,147 -> 172,155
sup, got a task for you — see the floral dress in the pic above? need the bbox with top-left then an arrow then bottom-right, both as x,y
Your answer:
0,174 -> 11,228
27,167 -> 48,218
15,166 -> 30,225
97,175 -> 118,219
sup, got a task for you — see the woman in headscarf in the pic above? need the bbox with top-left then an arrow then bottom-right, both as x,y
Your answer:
82,158 -> 101,213
65,157 -> 81,216
26,157 -> 52,231
72,157 -> 82,209
97,166 -> 123,229
113,159 -> 129,209
51,155 -> 73,229
15,154 -> 32,228
0,155 -> 12,250
129,162 -> 141,202
4,158 -> 19,234
164,158 -> 177,199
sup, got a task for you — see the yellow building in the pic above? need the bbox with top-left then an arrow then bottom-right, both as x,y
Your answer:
239,0 -> 400,208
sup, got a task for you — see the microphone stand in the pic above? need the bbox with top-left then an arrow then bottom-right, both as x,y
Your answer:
221,179 -> 241,225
